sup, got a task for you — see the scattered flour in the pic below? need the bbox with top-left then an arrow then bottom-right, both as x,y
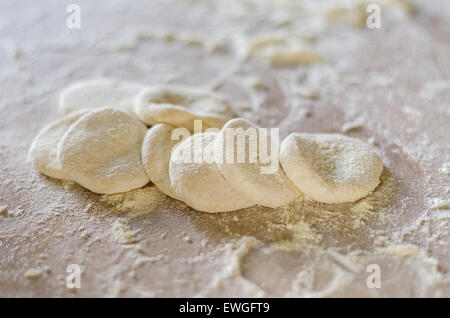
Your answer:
112,218 -> 138,244
7,0 -> 447,298
100,185 -> 166,217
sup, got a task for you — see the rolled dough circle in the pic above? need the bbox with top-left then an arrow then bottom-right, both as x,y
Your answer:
280,133 -> 383,203
214,118 -> 300,208
142,123 -> 183,200
169,132 -> 255,212
29,111 -> 88,180
134,85 -> 234,131
58,108 -> 150,194
60,78 -> 143,115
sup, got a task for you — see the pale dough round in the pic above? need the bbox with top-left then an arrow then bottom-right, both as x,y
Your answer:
169,132 -> 255,213
142,123 -> 183,200
280,133 -> 383,204
58,108 -> 150,194
134,85 -> 234,131
29,111 -> 88,180
60,78 -> 143,115
214,118 -> 300,208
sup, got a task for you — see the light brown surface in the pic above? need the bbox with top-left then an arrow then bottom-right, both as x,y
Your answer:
0,0 -> 449,297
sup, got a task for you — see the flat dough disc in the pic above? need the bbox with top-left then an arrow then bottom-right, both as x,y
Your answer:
29,111 -> 88,180
142,123 -> 183,200
280,133 -> 383,203
213,118 -> 300,208
169,132 -> 255,213
58,108 -> 150,194
60,78 -> 143,115
134,85 -> 234,131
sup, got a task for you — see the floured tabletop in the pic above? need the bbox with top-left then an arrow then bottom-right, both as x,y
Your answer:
0,0 -> 449,297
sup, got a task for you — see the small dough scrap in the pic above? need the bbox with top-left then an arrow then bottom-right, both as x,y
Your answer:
58,108 -> 150,194
134,85 -> 234,130
280,133 -> 383,203
29,111 -> 88,180
60,78 -> 143,115
214,118 -> 300,208
169,132 -> 255,213
142,123 -> 183,200
242,32 -> 323,66
325,2 -> 368,28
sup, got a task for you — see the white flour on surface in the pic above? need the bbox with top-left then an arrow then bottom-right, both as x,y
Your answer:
0,0 -> 449,297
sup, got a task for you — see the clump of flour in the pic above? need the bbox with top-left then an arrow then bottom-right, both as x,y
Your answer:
100,185 -> 166,218
112,218 -> 138,244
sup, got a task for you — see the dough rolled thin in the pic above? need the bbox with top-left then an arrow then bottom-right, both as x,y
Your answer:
58,108 -> 150,194
134,85 -> 234,131
214,118 -> 300,208
60,78 -> 143,115
280,133 -> 383,203
29,111 -> 88,180
169,132 -> 255,212
142,123 -> 183,200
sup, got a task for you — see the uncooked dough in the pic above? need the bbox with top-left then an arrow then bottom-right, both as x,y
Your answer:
169,132 -> 255,212
134,85 -> 234,131
141,123 -> 183,200
214,118 -> 300,208
58,108 -> 150,194
28,111 -> 88,180
60,78 -> 143,115
280,133 -> 383,203
242,32 -> 323,66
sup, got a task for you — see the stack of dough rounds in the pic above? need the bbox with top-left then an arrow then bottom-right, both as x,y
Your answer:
29,77 -> 386,211
29,111 -> 88,180
58,108 -> 150,194
134,85 -> 234,131
141,123 -> 183,200
213,118 -> 300,208
169,132 -> 255,213
60,78 -> 143,115
280,133 -> 383,204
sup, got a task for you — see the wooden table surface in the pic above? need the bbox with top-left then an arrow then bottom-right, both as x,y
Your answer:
0,0 -> 449,297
